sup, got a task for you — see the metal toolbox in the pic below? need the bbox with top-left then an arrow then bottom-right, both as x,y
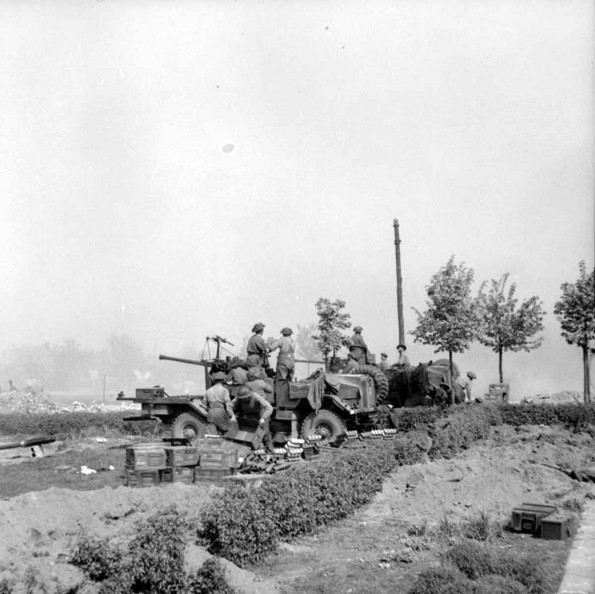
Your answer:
510,503 -> 558,534
541,513 -> 572,540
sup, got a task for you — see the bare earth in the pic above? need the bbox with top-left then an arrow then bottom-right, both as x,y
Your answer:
0,425 -> 594,593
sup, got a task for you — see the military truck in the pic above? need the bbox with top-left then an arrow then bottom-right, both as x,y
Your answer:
118,354 -> 390,445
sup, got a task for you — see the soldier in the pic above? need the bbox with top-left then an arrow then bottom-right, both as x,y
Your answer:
226,357 -> 248,386
349,326 -> 368,365
268,327 -> 296,381
204,372 -> 236,434
455,371 -> 477,403
379,352 -> 390,372
395,344 -> 410,368
245,366 -> 274,403
246,323 -> 270,369
232,386 -> 274,451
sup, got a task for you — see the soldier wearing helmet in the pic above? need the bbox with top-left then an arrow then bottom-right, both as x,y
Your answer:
204,371 -> 236,434
246,322 -> 270,369
232,386 -> 274,451
348,325 -> 368,365
455,370 -> 477,403
268,327 -> 296,381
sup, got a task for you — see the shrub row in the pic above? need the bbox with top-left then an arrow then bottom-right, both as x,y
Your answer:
198,437 -> 428,566
0,411 -> 157,438
71,508 -> 238,594
498,402 -> 595,428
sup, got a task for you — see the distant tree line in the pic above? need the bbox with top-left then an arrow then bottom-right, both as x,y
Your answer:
312,256 -> 594,404
0,334 -> 148,394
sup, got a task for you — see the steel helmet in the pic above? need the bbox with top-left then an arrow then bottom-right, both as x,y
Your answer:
353,325 -> 363,332
467,371 -> 477,379
252,323 -> 265,333
281,327 -> 293,336
211,371 -> 226,382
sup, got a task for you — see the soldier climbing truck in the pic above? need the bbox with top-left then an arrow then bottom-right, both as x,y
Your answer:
118,354 -> 391,445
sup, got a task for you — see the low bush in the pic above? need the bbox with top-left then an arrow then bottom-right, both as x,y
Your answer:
392,406 -> 446,431
429,406 -> 493,459
0,411 -> 156,438
198,437 -> 426,566
71,534 -> 122,581
408,566 -> 474,594
498,402 -> 595,429
73,507 -> 189,594
445,541 -> 546,593
473,574 -> 527,594
460,511 -> 503,541
185,558 -> 238,594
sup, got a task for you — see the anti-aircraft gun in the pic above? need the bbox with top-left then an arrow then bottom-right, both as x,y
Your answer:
118,352 -> 391,445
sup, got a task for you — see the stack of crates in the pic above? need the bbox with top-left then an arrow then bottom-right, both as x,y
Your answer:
510,502 -> 573,540
510,503 -> 558,535
160,445 -> 199,485
125,443 -> 167,487
195,437 -> 238,481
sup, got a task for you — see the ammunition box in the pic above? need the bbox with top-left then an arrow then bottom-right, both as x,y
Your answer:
164,446 -> 199,467
125,469 -> 160,488
510,503 -> 557,534
195,467 -> 236,481
160,467 -> 195,485
125,445 -> 167,470
541,513 -> 572,540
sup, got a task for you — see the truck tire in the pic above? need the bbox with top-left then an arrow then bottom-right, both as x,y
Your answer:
300,409 -> 346,444
170,412 -> 207,443
357,364 -> 389,403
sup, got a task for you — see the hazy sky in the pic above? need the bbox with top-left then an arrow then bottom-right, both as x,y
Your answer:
1,0 -> 593,397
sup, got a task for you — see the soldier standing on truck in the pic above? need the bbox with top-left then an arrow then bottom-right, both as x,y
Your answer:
204,372 -> 236,434
268,327 -> 296,381
246,323 -> 270,369
232,386 -> 274,451
349,326 -> 368,365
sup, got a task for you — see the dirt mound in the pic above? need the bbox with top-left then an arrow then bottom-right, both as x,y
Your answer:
364,424 -> 594,528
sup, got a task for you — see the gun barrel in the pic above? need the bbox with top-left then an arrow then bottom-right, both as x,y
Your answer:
158,354 -> 208,367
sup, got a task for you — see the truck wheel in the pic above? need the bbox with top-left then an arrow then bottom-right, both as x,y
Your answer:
300,410 -> 346,444
357,364 -> 389,403
171,413 -> 207,443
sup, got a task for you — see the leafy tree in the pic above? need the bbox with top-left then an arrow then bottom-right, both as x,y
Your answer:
554,261 -> 595,403
477,274 -> 545,383
411,256 -> 478,404
315,298 -> 352,369
295,323 -> 323,361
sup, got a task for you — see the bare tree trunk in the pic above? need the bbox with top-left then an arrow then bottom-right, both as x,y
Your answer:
449,350 -> 454,406
583,345 -> 591,404
499,348 -> 503,384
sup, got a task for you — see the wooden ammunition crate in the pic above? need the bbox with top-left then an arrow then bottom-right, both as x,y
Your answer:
195,467 -> 236,481
541,513 -> 572,540
125,445 -> 167,470
510,503 -> 557,534
160,467 -> 195,485
125,469 -> 160,488
164,446 -> 199,467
